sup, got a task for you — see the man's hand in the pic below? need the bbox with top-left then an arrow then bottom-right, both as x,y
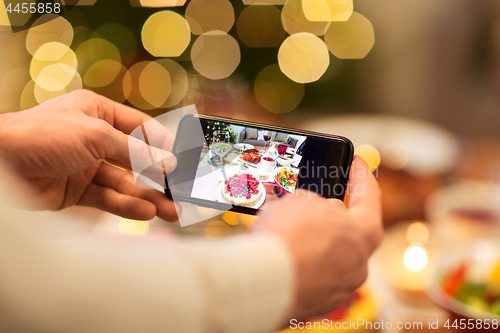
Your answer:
0,90 -> 179,221
252,155 -> 383,320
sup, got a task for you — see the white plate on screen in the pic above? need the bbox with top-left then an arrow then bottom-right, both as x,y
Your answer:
216,182 -> 266,209
234,143 -> 255,151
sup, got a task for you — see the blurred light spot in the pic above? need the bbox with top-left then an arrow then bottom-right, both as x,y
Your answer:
20,80 -> 38,110
278,33 -> 329,83
243,0 -> 286,4
354,144 -> 380,172
381,140 -> 410,170
76,38 -> 121,77
139,61 -> 172,108
0,69 -> 30,112
36,64 -> 77,91
138,0 -> 186,6
26,15 -> 73,55
83,60 -> 123,88
186,0 -> 234,35
90,63 -> 129,103
237,5 -> 286,47
191,31 -> 240,80
406,222 -> 429,245
302,0 -> 353,22
222,212 -> 239,226
119,218 -> 149,236
30,42 -> 77,82
95,23 -> 137,66
34,72 -> 82,104
123,61 -> 155,110
281,0 -> 330,36
254,64 -> 304,113
154,59 -> 189,107
205,220 -> 232,238
10,30 -> 32,69
324,12 -> 375,59
237,214 -> 258,228
403,244 -> 428,272
142,11 -> 191,57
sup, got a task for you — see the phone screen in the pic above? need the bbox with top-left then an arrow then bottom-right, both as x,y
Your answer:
168,117 -> 352,213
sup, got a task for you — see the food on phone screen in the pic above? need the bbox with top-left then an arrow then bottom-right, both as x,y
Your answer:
224,173 -> 263,207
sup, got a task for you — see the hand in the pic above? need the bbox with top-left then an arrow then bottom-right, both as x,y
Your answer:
252,155 -> 383,320
0,90 -> 179,221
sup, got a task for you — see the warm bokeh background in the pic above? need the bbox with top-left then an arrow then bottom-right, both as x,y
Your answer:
1,0 -> 500,331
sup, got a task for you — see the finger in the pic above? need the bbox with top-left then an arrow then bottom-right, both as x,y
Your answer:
91,120 -> 177,176
94,163 -> 180,222
77,183 -> 157,221
92,93 -> 175,151
346,155 -> 382,214
327,198 -> 346,210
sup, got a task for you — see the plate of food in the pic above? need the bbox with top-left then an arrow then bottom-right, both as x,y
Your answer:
223,152 -> 240,166
238,148 -> 261,165
234,143 -> 255,152
210,142 -> 232,157
275,168 -> 298,193
216,173 -> 266,209
277,155 -> 293,167
427,240 -> 500,320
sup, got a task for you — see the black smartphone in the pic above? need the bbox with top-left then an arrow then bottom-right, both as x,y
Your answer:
165,114 -> 353,215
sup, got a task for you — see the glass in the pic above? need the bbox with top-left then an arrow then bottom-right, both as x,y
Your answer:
278,144 -> 287,156
256,161 -> 276,181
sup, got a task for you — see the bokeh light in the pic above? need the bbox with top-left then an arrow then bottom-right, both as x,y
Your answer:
237,5 -> 286,47
222,212 -> 239,226
324,12 -> 375,59
20,80 -> 38,110
119,218 -> 149,236
186,0 -> 234,35
34,72 -> 82,104
123,61 -> 155,110
75,38 -> 121,77
26,15 -> 74,55
154,59 -> 189,107
139,0 -> 183,6
254,64 -> 305,113
281,0 -> 330,36
139,61 -> 172,108
354,144 -> 381,172
142,11 -> 191,57
403,244 -> 428,272
302,0 -> 353,22
191,31 -> 241,80
0,69 -> 30,112
242,0 -> 286,4
83,59 -> 123,88
36,63 -> 77,91
30,42 -> 78,87
278,33 -> 329,83
89,63 -> 129,104
406,222 -> 429,245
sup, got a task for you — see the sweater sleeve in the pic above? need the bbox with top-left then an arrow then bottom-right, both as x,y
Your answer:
0,202 -> 294,333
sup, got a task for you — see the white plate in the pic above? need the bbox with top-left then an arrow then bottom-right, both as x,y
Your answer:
234,143 -> 255,151
216,182 -> 266,209
427,239 -> 500,320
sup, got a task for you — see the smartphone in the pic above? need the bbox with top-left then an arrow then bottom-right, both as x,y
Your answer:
165,114 -> 353,215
